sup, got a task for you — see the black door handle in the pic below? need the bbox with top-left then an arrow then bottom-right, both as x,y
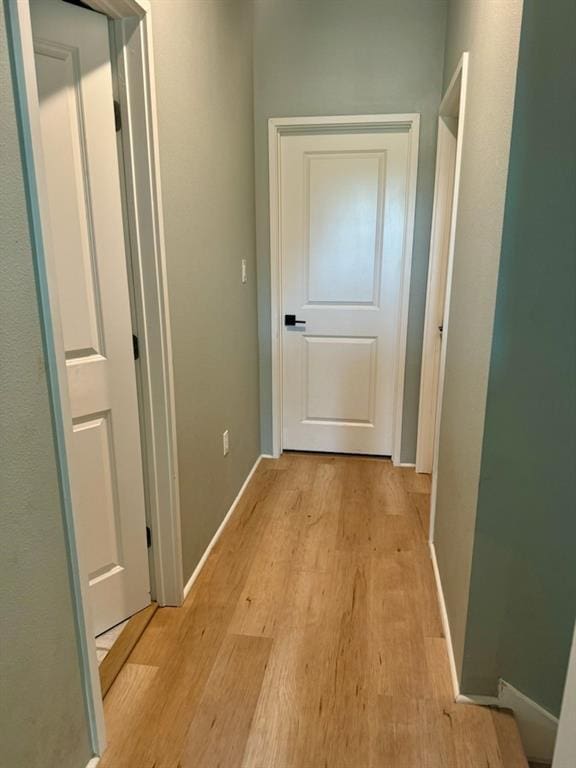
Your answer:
285,314 -> 306,327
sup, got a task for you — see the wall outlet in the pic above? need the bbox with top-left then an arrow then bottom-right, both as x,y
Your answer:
241,259 -> 247,284
222,429 -> 230,456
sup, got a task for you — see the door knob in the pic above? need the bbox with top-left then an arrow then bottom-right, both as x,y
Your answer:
285,314 -> 306,327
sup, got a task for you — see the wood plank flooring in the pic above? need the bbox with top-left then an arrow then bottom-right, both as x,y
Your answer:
100,453 -> 527,768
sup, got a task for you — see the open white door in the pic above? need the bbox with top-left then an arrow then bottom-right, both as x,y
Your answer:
416,54 -> 468,475
31,0 -> 150,635
279,128 -> 414,455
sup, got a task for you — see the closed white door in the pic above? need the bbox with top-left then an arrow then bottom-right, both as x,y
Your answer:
31,0 -> 150,634
280,130 -> 410,455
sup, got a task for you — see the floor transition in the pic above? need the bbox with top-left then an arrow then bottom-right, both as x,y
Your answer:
100,453 -> 527,767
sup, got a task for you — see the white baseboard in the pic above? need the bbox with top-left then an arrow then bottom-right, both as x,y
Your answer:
429,541 -> 460,699
86,758 -> 100,768
497,680 -> 558,763
394,461 -> 416,468
429,543 -> 558,762
182,455 -> 264,600
456,693 -> 499,706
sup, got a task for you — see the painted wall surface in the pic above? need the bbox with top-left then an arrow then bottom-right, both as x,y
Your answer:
150,1 -> 260,580
0,5 -> 92,767
432,0 -> 523,677
461,0 -> 576,715
253,0 -> 448,461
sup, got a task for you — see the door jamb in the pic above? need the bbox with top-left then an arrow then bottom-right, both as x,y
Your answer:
268,114 -> 420,464
424,53 -> 469,543
416,53 -> 469,475
6,0 -> 182,757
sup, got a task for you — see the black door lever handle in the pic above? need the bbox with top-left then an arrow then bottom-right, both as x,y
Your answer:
285,314 -> 306,327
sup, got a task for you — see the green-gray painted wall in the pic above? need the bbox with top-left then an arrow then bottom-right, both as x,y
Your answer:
461,0 -> 576,716
253,0 -> 448,462
432,0 -> 523,679
150,0 -> 260,580
0,3 -> 92,765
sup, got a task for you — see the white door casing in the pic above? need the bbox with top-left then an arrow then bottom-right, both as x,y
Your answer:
279,128 -> 413,455
415,116 -> 458,474
416,55 -> 469,477
31,0 -> 150,634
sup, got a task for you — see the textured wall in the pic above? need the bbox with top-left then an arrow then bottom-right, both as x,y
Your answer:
0,5 -> 92,767
150,0 -> 260,580
253,0 -> 447,461
432,0 -> 523,679
461,0 -> 576,715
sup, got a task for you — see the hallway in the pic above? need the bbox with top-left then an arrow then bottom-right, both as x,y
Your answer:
99,454 -> 526,767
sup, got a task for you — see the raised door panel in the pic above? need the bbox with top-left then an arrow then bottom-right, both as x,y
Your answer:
304,336 -> 377,424
72,416 -> 122,582
35,43 -> 103,359
306,153 -> 385,306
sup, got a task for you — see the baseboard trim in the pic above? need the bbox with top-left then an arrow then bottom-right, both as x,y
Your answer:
182,454 -> 264,600
394,461 -> 416,468
497,680 -> 558,763
429,541 -> 460,699
86,758 -> 100,768
429,543 -> 558,762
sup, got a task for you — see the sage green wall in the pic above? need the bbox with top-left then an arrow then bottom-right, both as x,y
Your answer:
432,0 -> 523,679
253,0 -> 448,461
0,4 -> 92,766
150,1 -> 260,580
461,0 -> 576,715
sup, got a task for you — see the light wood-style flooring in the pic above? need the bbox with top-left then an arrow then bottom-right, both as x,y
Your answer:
100,453 -> 527,767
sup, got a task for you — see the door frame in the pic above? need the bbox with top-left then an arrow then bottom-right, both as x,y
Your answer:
268,114 -> 420,464
421,54 -> 469,541
416,53 -> 469,475
6,0 -> 182,758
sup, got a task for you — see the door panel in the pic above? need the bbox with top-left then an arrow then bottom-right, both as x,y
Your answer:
307,153 -> 384,304
31,0 -> 150,634
304,336 -> 377,424
281,130 -> 410,455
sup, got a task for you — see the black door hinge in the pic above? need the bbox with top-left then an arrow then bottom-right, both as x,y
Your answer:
146,525 -> 152,549
114,100 -> 122,132
132,334 -> 139,360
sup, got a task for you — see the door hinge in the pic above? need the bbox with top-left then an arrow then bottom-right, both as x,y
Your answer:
146,525 -> 152,549
132,333 -> 139,360
114,99 -> 122,132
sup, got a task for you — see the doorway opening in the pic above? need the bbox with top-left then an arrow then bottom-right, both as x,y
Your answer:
415,53 -> 468,543
416,53 -> 468,481
268,114 -> 420,465
8,0 -> 182,758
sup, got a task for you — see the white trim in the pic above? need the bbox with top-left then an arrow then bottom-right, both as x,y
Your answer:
268,113 -> 420,464
428,53 -> 469,542
431,542 -> 559,763
183,455 -> 264,600
396,462 -> 416,468
429,541 -> 460,700
85,0 -> 148,19
498,680 -> 558,762
111,12 -> 183,607
7,0 -> 182,756
415,118 -> 457,473
553,622 -> 576,767
456,693 -> 499,706
5,0 -> 107,753
85,758 -> 101,768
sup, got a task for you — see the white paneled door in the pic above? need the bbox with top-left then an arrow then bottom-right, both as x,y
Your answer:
280,130 -> 410,455
31,0 -> 150,634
